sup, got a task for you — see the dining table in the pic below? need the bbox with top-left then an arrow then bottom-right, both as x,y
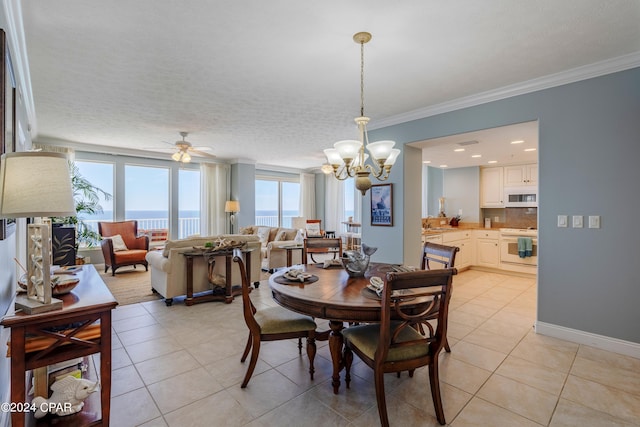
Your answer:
268,262 -> 429,394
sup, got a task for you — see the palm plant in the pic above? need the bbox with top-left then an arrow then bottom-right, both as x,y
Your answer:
53,163 -> 112,248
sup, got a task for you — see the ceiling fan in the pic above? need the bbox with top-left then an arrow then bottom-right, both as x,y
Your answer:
168,131 -> 216,163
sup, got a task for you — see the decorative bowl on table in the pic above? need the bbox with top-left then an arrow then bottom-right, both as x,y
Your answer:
18,274 -> 80,295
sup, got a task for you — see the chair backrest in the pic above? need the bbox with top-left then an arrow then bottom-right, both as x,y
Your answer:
421,242 -> 459,270
232,249 -> 259,332
98,220 -> 139,248
303,237 -> 343,263
378,268 -> 456,363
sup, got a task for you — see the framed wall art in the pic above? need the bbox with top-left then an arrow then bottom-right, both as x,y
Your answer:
0,28 -> 17,240
370,183 -> 392,226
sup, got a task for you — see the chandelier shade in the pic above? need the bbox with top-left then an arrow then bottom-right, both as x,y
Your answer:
323,32 -> 398,195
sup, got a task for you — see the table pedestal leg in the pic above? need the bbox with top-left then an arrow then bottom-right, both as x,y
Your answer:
328,320 -> 345,394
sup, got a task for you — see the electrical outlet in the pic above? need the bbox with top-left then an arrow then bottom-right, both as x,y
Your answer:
558,215 -> 567,227
572,215 -> 583,228
588,215 -> 600,229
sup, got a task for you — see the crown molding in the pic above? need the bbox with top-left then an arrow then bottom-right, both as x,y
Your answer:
371,51 -> 640,130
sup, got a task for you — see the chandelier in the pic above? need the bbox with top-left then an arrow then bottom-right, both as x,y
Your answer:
323,32 -> 400,195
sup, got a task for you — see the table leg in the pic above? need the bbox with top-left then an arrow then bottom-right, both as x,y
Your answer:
224,255 -> 233,303
185,256 -> 194,306
328,320 -> 345,394
286,249 -> 292,267
10,328 -> 26,427
100,311 -> 112,427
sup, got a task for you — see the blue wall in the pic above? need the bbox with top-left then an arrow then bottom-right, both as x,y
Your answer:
366,67 -> 640,343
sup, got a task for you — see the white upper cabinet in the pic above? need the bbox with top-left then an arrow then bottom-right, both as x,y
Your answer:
504,164 -> 538,186
480,167 -> 504,208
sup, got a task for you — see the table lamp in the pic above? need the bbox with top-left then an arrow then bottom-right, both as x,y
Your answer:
224,200 -> 240,234
0,152 -> 76,313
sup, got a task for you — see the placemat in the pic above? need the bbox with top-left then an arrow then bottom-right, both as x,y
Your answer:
273,275 -> 319,285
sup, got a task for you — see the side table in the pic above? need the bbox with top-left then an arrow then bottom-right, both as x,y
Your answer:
1,264 -> 117,427
281,244 -> 304,267
182,247 -> 254,305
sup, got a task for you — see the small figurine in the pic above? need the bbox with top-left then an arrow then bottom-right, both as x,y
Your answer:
33,376 -> 99,418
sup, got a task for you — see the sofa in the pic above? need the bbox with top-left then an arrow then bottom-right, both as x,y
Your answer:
145,234 -> 261,306
238,225 -> 303,271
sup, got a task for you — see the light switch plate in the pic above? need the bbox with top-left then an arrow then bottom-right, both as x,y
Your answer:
588,215 -> 600,229
572,215 -> 583,228
557,215 -> 567,227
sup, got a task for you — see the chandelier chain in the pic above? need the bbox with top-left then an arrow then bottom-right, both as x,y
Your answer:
360,39 -> 365,118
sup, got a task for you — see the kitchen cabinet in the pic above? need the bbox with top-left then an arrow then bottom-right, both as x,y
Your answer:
422,233 -> 442,245
504,164 -> 538,186
442,230 -> 471,269
474,230 -> 500,268
480,167 -> 504,207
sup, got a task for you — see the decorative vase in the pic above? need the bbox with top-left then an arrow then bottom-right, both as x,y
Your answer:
341,244 -> 377,277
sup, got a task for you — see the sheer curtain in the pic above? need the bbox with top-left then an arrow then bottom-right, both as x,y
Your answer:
324,174 -> 345,233
299,173 -> 316,218
200,163 -> 230,236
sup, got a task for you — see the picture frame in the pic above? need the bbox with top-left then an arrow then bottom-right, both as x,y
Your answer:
0,29 -> 17,240
370,184 -> 392,226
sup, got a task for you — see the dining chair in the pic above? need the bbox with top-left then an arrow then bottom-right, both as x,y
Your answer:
232,249 -> 317,388
342,268 -> 456,426
303,237 -> 343,264
421,241 -> 459,352
421,241 -> 459,270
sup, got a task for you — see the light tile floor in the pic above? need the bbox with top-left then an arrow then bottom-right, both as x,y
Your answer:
108,269 -> 640,426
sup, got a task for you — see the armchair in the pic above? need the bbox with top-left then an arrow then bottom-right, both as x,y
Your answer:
98,220 -> 149,276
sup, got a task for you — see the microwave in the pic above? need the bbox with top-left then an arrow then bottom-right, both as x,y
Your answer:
504,186 -> 537,207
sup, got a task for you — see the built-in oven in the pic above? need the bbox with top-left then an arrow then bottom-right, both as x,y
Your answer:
500,228 -> 538,266
504,186 -> 537,207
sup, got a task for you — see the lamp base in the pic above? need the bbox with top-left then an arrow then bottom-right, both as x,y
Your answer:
15,294 -> 63,314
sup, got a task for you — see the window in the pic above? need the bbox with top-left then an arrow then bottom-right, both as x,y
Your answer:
255,177 -> 300,227
179,169 -> 201,238
74,160 -> 114,237
344,177 -> 355,222
125,165 -> 169,232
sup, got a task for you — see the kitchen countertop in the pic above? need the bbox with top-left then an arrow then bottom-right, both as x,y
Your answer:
422,226 -> 536,235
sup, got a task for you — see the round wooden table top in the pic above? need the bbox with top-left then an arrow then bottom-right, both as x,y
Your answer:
269,263 -> 417,323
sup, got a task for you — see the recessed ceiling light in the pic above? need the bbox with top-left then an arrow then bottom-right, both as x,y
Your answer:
471,154 -> 482,158
454,148 -> 465,152
524,148 -> 537,152
423,160 -> 431,164
488,160 -> 497,164
511,140 -> 524,144
439,164 -> 448,168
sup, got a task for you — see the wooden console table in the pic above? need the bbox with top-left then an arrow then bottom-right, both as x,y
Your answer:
183,247 -> 255,305
1,264 -> 117,427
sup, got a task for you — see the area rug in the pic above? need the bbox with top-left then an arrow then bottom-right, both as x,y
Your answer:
97,265 -> 162,306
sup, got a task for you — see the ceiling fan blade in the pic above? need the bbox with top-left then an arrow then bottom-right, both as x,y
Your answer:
190,148 -> 216,158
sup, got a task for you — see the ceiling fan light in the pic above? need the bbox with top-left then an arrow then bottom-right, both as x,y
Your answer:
182,152 -> 191,163
334,140 -> 362,161
172,152 -> 181,162
384,149 -> 401,166
366,140 -> 395,160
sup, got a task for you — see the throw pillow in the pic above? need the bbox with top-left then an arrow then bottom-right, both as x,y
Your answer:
256,226 -> 271,245
109,234 -> 128,251
305,222 -> 322,237
274,230 -> 288,241
239,226 -> 256,235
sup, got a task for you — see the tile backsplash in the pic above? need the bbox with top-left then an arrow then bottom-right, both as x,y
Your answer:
483,207 -> 537,229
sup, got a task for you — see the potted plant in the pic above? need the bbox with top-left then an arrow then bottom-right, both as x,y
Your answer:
51,163 -> 112,265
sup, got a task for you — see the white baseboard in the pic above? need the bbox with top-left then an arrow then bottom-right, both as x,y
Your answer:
535,321 -> 640,359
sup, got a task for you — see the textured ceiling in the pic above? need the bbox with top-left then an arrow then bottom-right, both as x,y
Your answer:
19,0 -> 640,170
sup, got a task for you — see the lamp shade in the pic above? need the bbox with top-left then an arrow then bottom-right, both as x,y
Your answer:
334,140 -> 362,161
225,200 -> 240,213
0,152 -> 75,218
